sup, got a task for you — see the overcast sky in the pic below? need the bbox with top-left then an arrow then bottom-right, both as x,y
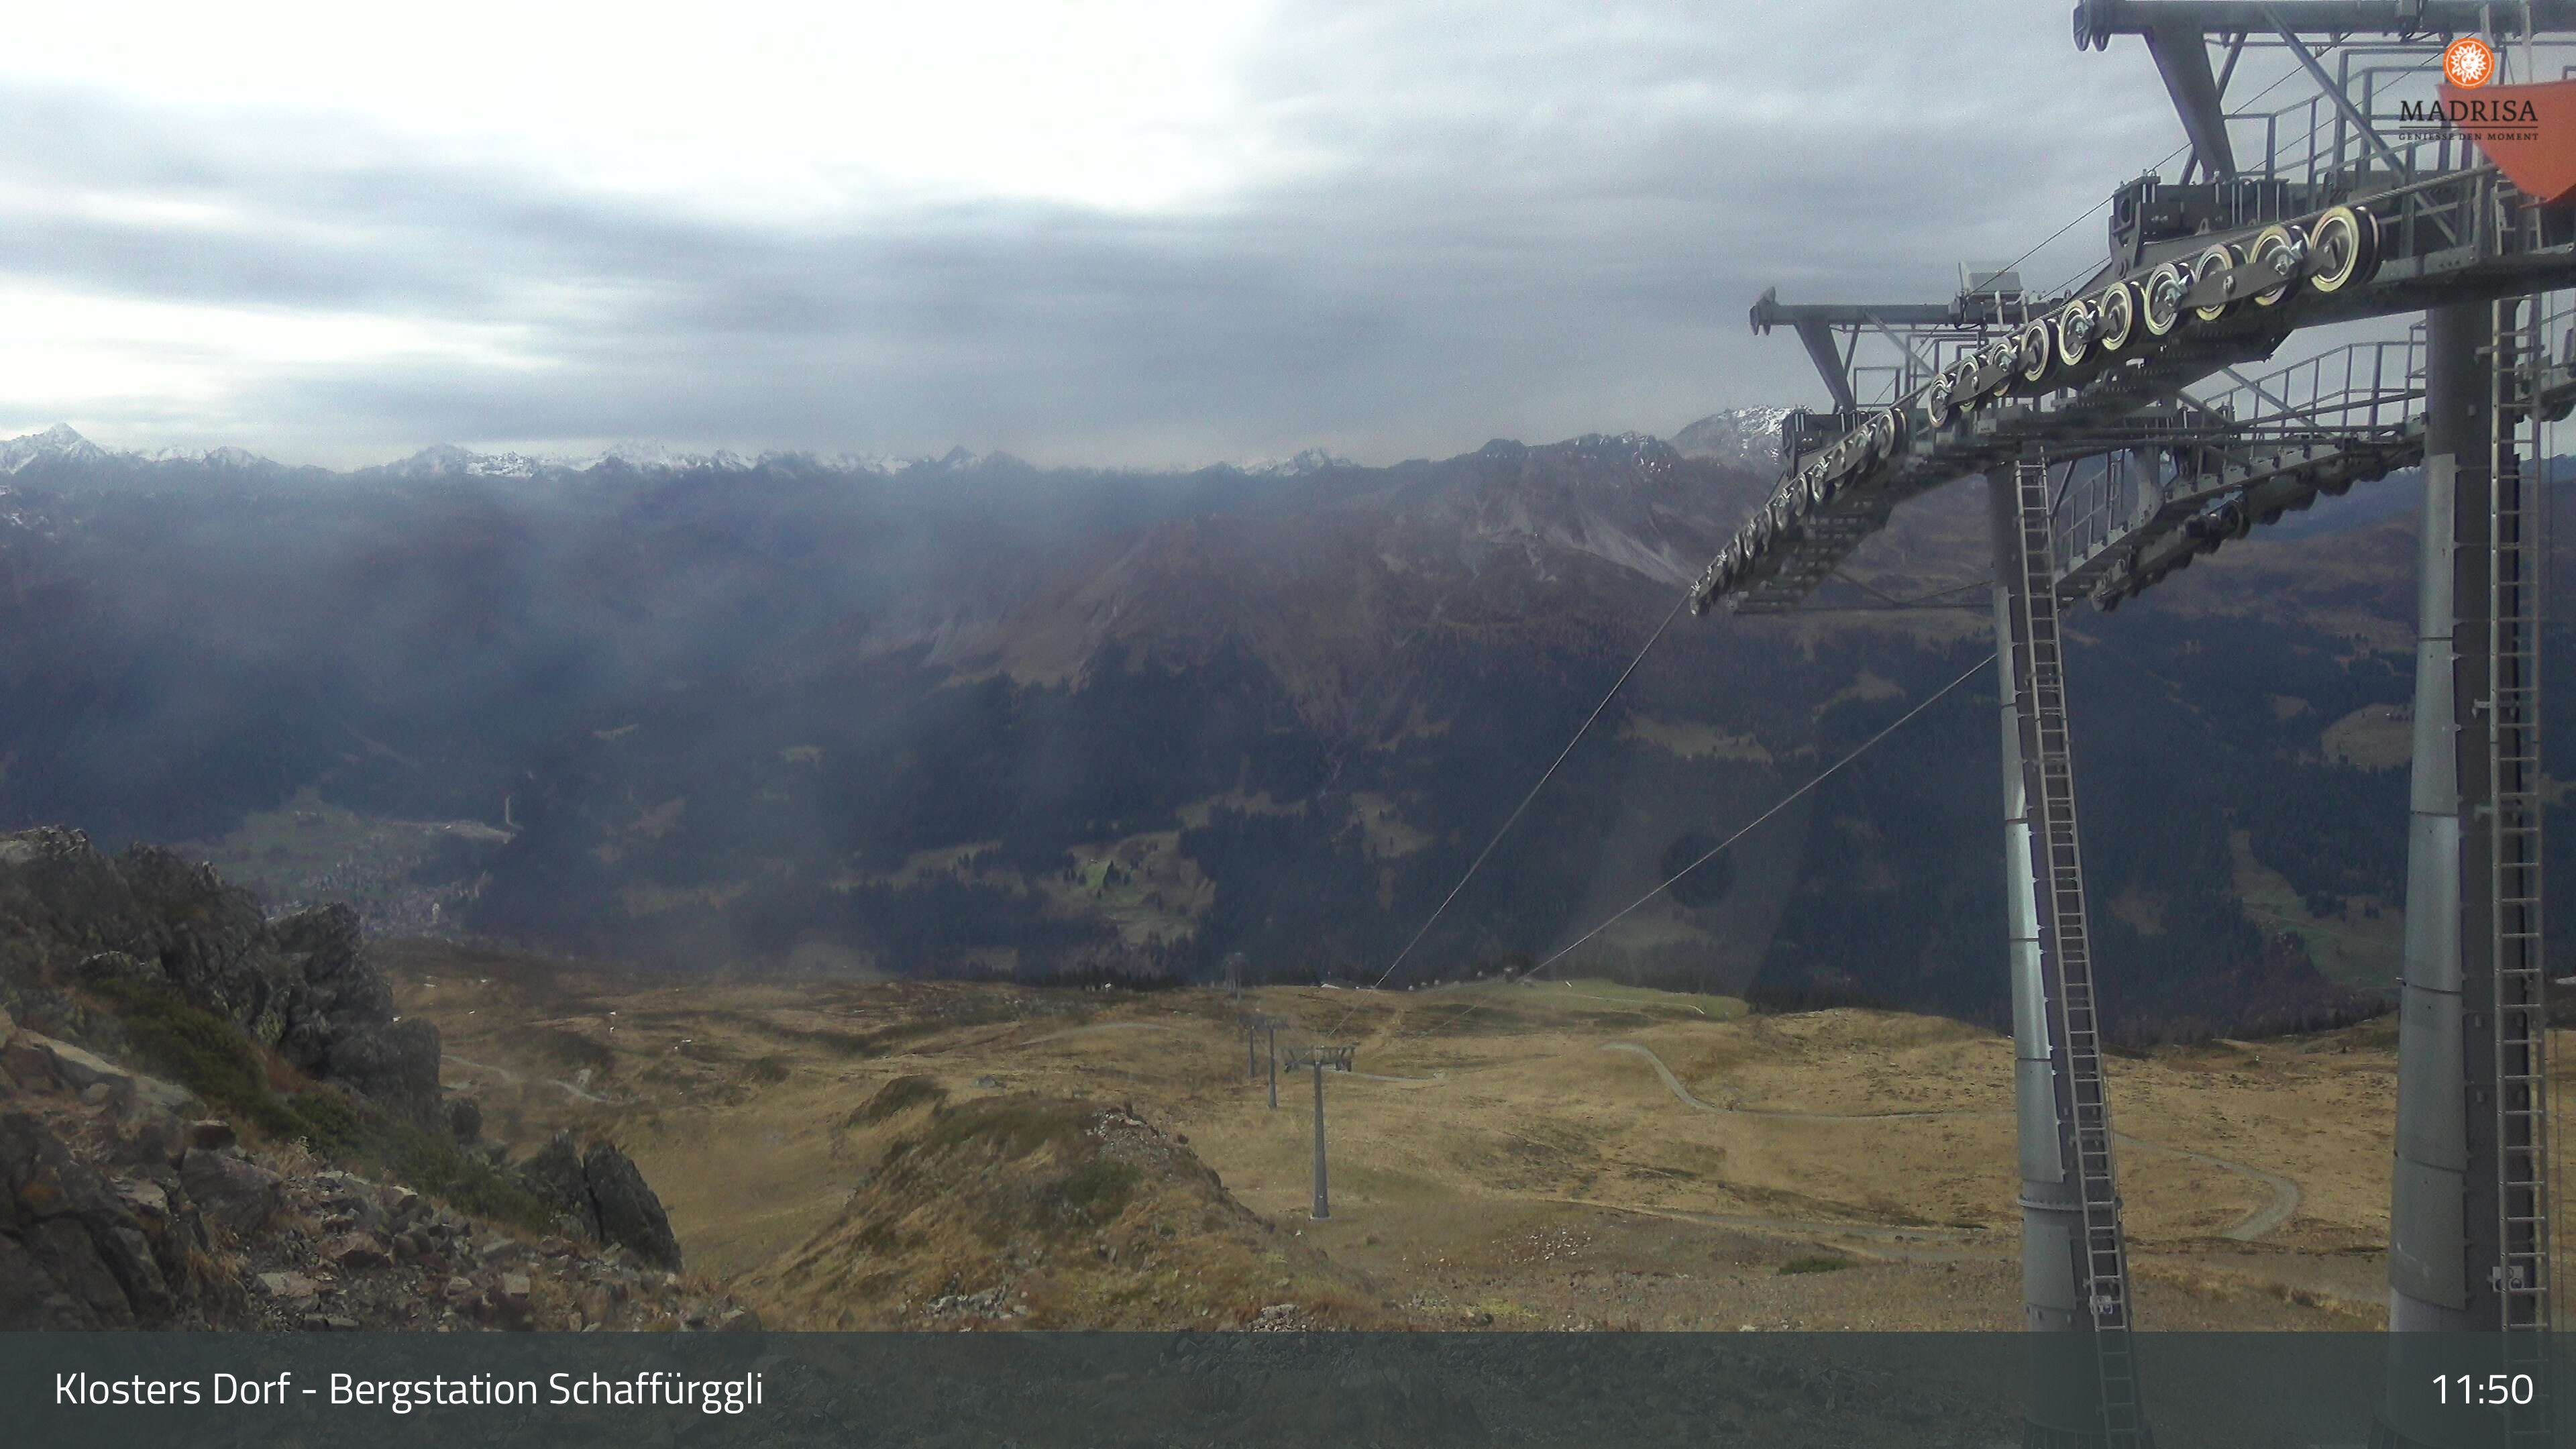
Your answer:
1,1 -> 2284,468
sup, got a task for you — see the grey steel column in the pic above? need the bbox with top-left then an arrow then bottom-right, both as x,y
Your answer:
1990,475 -> 2107,1445
2390,303 -> 2495,1334
1310,1061 -> 1330,1220
2375,303 -> 2498,1449
1993,475 -> 2088,1331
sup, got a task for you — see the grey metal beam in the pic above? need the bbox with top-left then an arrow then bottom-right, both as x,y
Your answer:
2076,0 -> 2576,47
1793,320 -> 1860,412
2143,17 -> 2239,178
2270,19 -> 2412,176
1750,291 -> 1961,330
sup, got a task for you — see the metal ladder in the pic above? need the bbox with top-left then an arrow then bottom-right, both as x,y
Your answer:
2010,460 -> 2148,1448
2487,282 -> 2553,1448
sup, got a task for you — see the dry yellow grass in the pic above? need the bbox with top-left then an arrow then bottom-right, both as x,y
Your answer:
392,945 -> 2500,1332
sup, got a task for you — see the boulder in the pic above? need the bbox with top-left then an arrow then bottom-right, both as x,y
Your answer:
321,1020 -> 442,1120
16,1033 -> 200,1118
513,1134 -> 684,1271
321,1232 -> 391,1271
179,1149 -> 283,1237
581,1142 -> 683,1271
273,906 -> 392,1025
111,846 -> 283,1041
255,1270 -> 319,1301
0,1110 -> 184,1327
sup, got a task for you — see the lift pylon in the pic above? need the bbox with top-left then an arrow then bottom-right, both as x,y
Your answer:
1688,8 -> 2576,1446
1994,460 -> 2148,1449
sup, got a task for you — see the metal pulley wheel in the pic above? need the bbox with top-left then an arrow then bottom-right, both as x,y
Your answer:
2189,242 -> 2243,323
2247,224 -> 2306,307
2016,320 -> 2056,384
2094,280 -> 2140,353
1866,407 -> 1902,460
1938,363 -> 1973,415
1984,339 -> 2019,398
2306,206 -> 2379,294
2055,297 -> 2097,368
2139,262 -> 2186,337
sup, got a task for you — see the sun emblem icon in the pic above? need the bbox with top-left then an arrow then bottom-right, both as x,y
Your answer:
2445,37 -> 2496,89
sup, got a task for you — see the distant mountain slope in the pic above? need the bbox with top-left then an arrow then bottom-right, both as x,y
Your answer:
0,421 -> 2484,1038
1670,407 -> 1794,473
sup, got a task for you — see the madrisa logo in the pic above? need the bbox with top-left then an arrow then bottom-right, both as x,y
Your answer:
2398,38 -> 2576,204
2396,41 -> 2540,142
2444,36 -> 2496,89
2398,94 -> 2542,138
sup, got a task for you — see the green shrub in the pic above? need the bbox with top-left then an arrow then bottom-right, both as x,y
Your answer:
1061,1157 -> 1140,1217
1778,1254 -> 1853,1276
82,979 -> 295,1134
78,977 -> 548,1230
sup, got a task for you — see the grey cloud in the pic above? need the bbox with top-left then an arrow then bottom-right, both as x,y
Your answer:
0,1 -> 2210,466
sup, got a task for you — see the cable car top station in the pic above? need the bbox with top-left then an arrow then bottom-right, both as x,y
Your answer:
1682,5 -> 2576,1446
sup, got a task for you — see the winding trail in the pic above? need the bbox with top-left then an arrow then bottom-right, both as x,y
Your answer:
1341,1069 -> 1449,1087
441,1052 -> 614,1105
1598,1041 -> 2300,1244
1542,1196 -> 2006,1264
1019,1022 -> 1187,1048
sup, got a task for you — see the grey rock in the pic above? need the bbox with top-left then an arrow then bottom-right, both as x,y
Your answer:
512,1133 -> 682,1270
321,1019 -> 442,1120
256,1271 -> 320,1301
0,1110 -> 183,1327
19,1034 -> 199,1117
581,1142 -> 683,1271
116,1114 -> 187,1170
178,1149 -> 282,1236
0,1037 -> 56,1093
0,832 -> 438,1115
184,1120 -> 236,1151
320,1232 -> 391,1271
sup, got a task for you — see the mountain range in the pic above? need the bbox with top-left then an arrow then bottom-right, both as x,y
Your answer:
0,415 -> 2500,1038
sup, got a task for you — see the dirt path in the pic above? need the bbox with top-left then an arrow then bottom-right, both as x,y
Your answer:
1341,1069 -> 1448,1086
1599,1041 -> 2300,1243
1019,1022 -> 1188,1047
1541,1196 -> 2006,1263
442,1052 -> 614,1104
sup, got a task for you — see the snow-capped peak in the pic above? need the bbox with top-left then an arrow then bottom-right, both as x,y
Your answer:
1670,406 -> 1797,472
1234,447 -> 1353,477
0,424 -> 112,474
0,424 -> 283,476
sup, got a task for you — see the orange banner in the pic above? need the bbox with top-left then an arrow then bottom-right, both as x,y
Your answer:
2438,79 -> 2576,205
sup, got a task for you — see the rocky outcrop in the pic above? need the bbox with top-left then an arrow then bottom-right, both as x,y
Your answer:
0,829 -> 437,1117
0,1005 -> 744,1332
516,1132 -> 684,1270
0,1004 -> 236,1328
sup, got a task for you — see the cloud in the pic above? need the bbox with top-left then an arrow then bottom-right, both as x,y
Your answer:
0,1 -> 2231,467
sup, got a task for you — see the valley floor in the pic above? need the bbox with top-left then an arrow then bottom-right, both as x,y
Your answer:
390,944 -> 2443,1332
